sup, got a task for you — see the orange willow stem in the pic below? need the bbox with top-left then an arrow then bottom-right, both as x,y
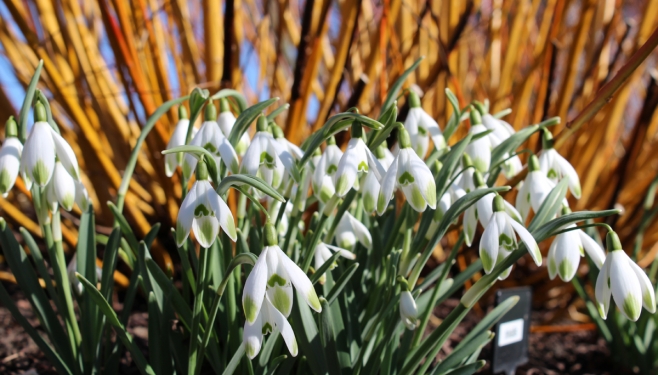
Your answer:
562,25 -> 658,134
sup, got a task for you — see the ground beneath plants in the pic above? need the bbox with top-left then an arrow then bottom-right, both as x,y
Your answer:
0,284 -> 630,375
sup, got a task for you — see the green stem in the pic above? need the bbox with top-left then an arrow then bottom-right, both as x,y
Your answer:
188,246 -> 210,374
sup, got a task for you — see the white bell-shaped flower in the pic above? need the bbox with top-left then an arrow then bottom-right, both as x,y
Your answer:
271,124 -> 303,190
463,171 -> 521,247
0,118 -> 22,197
183,103 -> 239,179
21,102 -> 80,187
175,159 -> 236,248
217,99 -> 251,156
314,242 -> 355,284
362,144 -> 394,214
404,91 -> 447,158
376,127 -> 436,214
74,180 -> 90,211
242,223 -> 321,326
538,129 -> 581,199
46,161 -> 77,211
400,290 -> 419,330
243,293 -> 298,359
334,212 -> 372,250
312,137 -> 343,203
595,231 -> 656,321
240,116 -> 296,193
515,155 -> 556,222
464,109 -> 492,174
333,124 -> 380,197
547,225 -> 606,281
479,195 -> 542,279
165,107 -> 192,177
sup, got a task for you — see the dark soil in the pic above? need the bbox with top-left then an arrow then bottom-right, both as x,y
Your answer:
0,285 -> 633,375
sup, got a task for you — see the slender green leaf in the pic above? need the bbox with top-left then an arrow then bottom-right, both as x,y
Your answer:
326,263 -> 359,305
221,343 -> 245,375
108,201 -> 139,254
229,98 -> 279,146
211,89 -> 248,112
528,178 -> 569,232
216,174 -> 285,202
380,57 -> 424,117
267,103 -> 290,121
18,60 -> 43,142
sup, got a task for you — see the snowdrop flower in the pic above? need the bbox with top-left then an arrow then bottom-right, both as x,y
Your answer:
464,109 -> 492,174
455,154 -> 476,193
175,159 -> 236,248
74,180 -> 90,212
243,293 -> 298,359
183,103 -> 239,179
240,116 -> 295,193
515,155 -> 555,222
362,144 -> 394,214
334,212 -> 372,249
596,231 -> 656,321
463,171 -> 521,247
400,290 -> 419,330
547,219 -> 605,282
333,123 -> 384,197
476,104 -> 523,178
404,91 -> 447,158
242,222 -> 321,327
21,102 -> 80,187
0,117 -> 22,197
45,161 -> 77,211
271,124 -> 303,190
312,137 -> 343,203
479,195 -> 542,280
538,129 -> 581,199
217,98 -> 251,156
377,127 -> 437,214
314,242 -> 355,284
165,106 -> 191,177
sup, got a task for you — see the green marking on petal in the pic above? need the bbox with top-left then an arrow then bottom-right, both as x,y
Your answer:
260,152 -> 275,166
417,126 -> 427,136
0,169 -> 11,194
197,219 -> 217,246
68,167 -> 78,180
644,291 -> 654,309
473,158 -> 487,173
398,171 -> 415,185
425,183 -> 436,208
573,185 -> 582,198
267,274 -> 288,288
335,175 -> 349,195
548,257 -> 557,277
327,164 -> 337,174
339,239 -> 353,249
32,160 -> 50,186
597,304 -> 607,319
531,246 -> 542,265
357,161 -> 368,172
377,193 -> 388,213
292,339 -> 298,355
480,250 -> 494,273
231,160 -> 239,174
308,290 -> 321,311
203,142 -> 217,153
61,194 -> 75,211
246,343 -> 258,359
558,259 -> 574,280
363,192 -> 375,213
320,185 -> 333,203
579,245 -> 584,256
547,169 -> 558,179
270,287 -> 291,315
262,322 -> 273,335
236,141 -> 248,155
224,215 -> 237,239
175,221 -> 187,245
499,233 -> 513,246
194,204 -> 211,216
409,184 -> 425,210
244,296 -> 258,323
623,294 -> 641,321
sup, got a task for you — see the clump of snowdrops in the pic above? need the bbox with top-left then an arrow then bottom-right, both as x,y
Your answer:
0,60 -> 654,375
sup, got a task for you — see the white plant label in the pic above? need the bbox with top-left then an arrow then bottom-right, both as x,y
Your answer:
497,318 -> 524,347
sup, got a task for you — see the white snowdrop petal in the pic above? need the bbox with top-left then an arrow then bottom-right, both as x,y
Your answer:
554,153 -> 581,198
577,231 -> 606,269
266,296 -> 298,357
479,215 -> 499,274
243,247 -> 270,324
554,231 -> 581,281
276,246 -> 321,312
628,260 -> 656,313
595,256 -> 612,319
243,316 -> 264,360
0,138 -> 22,196
22,121 -> 55,187
347,213 -> 372,249
509,218 -> 542,266
50,127 -> 80,180
463,205 -> 477,247
609,251 -> 642,321
52,162 -> 76,211
175,182 -> 198,246
377,157 -> 399,215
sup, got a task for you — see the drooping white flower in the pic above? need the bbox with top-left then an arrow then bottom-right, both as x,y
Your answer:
243,293 -> 298,359
595,231 -> 656,321
464,109 -> 492,174
312,137 -> 343,204
515,154 -> 556,222
271,124 -> 303,190
182,103 -> 239,179
313,242 -> 355,284
21,102 -> 80,187
463,171 -> 521,247
400,290 -> 419,330
334,212 -> 372,250
46,161 -> 77,211
403,91 -> 447,158
0,118 -> 22,197
240,116 -> 296,193
538,129 -> 581,199
479,195 -> 542,279
175,159 -> 236,248
362,144 -> 394,214
547,224 -> 606,281
377,127 -> 436,214
74,180 -> 90,212
165,107 -> 191,177
242,223 -> 321,326
333,125 -> 380,197
217,98 -> 251,156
